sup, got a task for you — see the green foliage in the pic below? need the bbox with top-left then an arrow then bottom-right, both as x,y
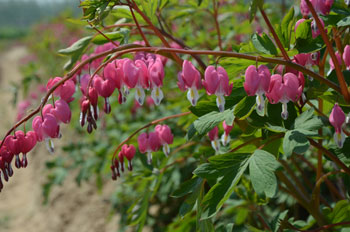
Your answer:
251,33 -> 278,55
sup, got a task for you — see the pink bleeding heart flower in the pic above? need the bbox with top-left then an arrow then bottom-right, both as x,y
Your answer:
266,73 -> 303,120
47,77 -> 75,102
221,121 -> 234,146
121,144 -> 136,171
105,59 -> 130,104
43,99 -> 71,124
311,17 -> 325,38
148,58 -> 165,105
244,65 -> 271,113
118,151 -> 125,173
32,114 -> 60,153
343,45 -> 350,69
123,59 -> 150,105
329,103 -> 346,148
93,74 -> 116,114
300,0 -> 310,16
329,51 -> 342,71
203,66 -> 233,112
155,125 -> 174,156
138,132 -> 161,164
14,130 -> 36,168
300,0 -> 333,16
177,60 -> 202,106
0,144 -> 14,185
208,126 -> 220,152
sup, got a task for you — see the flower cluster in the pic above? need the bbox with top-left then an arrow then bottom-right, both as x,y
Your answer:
208,121 -> 234,152
178,61 -> 233,112
244,65 -> 304,119
137,124 -> 174,164
111,144 -> 136,180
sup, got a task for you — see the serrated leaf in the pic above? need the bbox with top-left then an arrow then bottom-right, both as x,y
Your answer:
209,153 -> 250,169
233,96 -> 256,120
193,109 -> 234,135
201,155 -> 250,219
337,16 -> 350,27
172,177 -> 202,198
251,33 -> 278,55
283,130 -> 310,156
193,163 -> 227,179
294,108 -> 324,131
249,150 -> 278,198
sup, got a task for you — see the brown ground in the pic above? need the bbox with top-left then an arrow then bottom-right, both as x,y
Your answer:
0,46 -> 120,232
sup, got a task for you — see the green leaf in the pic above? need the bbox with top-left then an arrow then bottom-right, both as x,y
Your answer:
251,33 -> 278,55
189,87 -> 246,117
281,6 -> 295,48
283,130 -> 310,156
172,177 -> 202,198
233,96 -> 256,120
209,153 -> 250,169
193,109 -> 234,135
193,163 -> 227,179
337,16 -> 350,27
326,200 -> 350,223
295,20 -> 324,53
294,108 -> 324,131
295,20 -> 311,40
201,156 -> 250,219
91,29 -> 129,45
249,0 -> 263,23
58,36 -> 92,55
249,150 -> 278,198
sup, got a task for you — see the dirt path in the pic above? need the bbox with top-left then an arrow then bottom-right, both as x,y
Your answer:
0,46 -> 119,232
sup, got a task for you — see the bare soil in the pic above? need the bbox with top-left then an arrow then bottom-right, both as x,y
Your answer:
0,46 -> 119,232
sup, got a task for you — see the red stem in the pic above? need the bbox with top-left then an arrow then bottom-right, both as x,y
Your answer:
259,7 -> 291,61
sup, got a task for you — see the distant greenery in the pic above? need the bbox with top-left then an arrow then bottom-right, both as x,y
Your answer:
0,0 -> 80,39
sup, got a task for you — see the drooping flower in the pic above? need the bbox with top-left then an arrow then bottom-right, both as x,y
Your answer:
148,58 -> 165,105
43,99 -> 71,124
329,51 -> 342,71
121,144 -> 136,171
47,77 -> 75,102
343,45 -> 350,69
177,60 -> 202,106
221,121 -> 234,146
32,114 -> 60,153
266,73 -> 303,120
244,65 -> 271,113
138,132 -> 161,164
208,126 -> 220,152
203,66 -> 233,112
300,0 -> 333,16
93,74 -> 116,114
311,17 -> 325,38
329,103 -> 346,148
155,124 -> 174,156
123,59 -> 149,105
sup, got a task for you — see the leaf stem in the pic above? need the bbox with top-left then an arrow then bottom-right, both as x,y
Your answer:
212,0 -> 223,50
259,6 -> 291,61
